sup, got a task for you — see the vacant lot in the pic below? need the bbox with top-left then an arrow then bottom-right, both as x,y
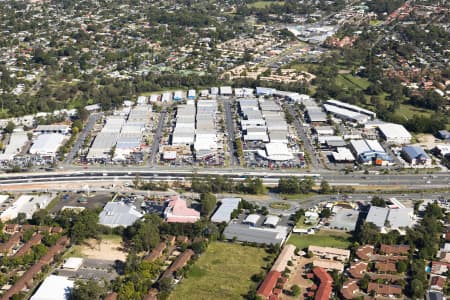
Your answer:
288,229 -> 352,250
169,242 -> 267,300
64,235 -> 127,261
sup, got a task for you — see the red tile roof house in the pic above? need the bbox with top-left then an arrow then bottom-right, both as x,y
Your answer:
341,279 -> 361,299
313,267 -> 333,300
356,245 -> 374,260
164,195 -> 200,223
1,236 -> 69,300
144,242 -> 166,262
430,275 -> 446,291
13,233 -> 43,258
380,244 -> 410,255
256,270 -> 282,300
375,262 -> 397,273
0,232 -> 22,255
161,249 -> 195,279
348,262 -> 368,279
367,283 -> 402,297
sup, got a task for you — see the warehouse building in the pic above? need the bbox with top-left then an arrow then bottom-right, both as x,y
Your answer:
365,206 -> 415,234
350,139 -> 391,165
211,198 -> 241,223
331,147 -> 355,163
220,86 -> 233,95
34,125 -> 71,135
323,104 -> 370,124
0,131 -> 29,161
257,142 -> 294,161
377,123 -> 411,144
224,222 -> 290,245
329,207 -> 360,231
306,107 -> 327,124
172,104 -> 196,146
30,275 -> 74,300
401,146 -> 432,166
29,133 -> 66,159
326,99 -> 376,119
1,194 -> 52,221
173,90 -> 185,101
99,201 -> 143,228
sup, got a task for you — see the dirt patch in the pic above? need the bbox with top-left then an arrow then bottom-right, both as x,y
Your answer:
283,257 -> 314,300
81,238 -> 127,261
413,134 -> 438,149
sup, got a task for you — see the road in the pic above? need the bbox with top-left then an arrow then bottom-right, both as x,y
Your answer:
64,113 -> 102,164
223,98 -> 238,166
286,104 -> 321,170
148,108 -> 167,166
0,169 -> 448,190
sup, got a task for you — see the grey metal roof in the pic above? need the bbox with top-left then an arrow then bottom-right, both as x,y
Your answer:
223,223 -> 289,245
387,208 -> 414,229
365,206 -> 389,228
329,208 -> 360,231
210,198 -> 240,223
99,202 -> 143,228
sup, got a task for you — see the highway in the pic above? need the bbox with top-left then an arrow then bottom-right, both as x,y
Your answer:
0,168 -> 448,189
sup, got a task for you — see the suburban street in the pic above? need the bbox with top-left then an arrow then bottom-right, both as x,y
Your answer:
64,113 -> 102,165
223,98 -> 238,166
148,108 -> 167,166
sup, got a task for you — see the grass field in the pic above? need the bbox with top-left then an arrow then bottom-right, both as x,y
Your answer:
336,74 -> 371,90
247,1 -> 284,8
295,215 -> 318,230
288,229 -> 352,250
169,242 -> 268,300
269,202 -> 291,210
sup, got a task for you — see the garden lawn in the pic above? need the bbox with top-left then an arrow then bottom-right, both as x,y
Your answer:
287,229 -> 352,250
169,242 -> 267,300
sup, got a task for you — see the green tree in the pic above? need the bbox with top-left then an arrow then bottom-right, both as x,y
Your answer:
71,279 -> 106,300
320,207 -> 332,219
396,260 -> 407,273
4,121 -> 15,134
200,193 -> 217,217
319,180 -> 332,194
370,196 -> 386,207
291,284 -> 301,296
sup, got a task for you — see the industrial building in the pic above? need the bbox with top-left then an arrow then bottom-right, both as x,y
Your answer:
365,206 -> 415,233
329,207 -> 360,231
172,103 -> 196,146
0,131 -> 28,161
257,142 -> 294,161
349,139 -> 391,165
323,104 -> 370,124
29,133 -> 66,159
326,99 -> 376,119
401,146 -> 432,166
87,116 -> 126,161
30,275 -> 74,300
98,201 -> 143,228
195,99 -> 218,160
1,194 -> 52,221
211,198 -> 241,223
306,107 -> 327,124
113,104 -> 152,162
223,222 -> 290,245
34,125 -> 71,135
377,123 -> 412,144
331,147 -> 355,163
